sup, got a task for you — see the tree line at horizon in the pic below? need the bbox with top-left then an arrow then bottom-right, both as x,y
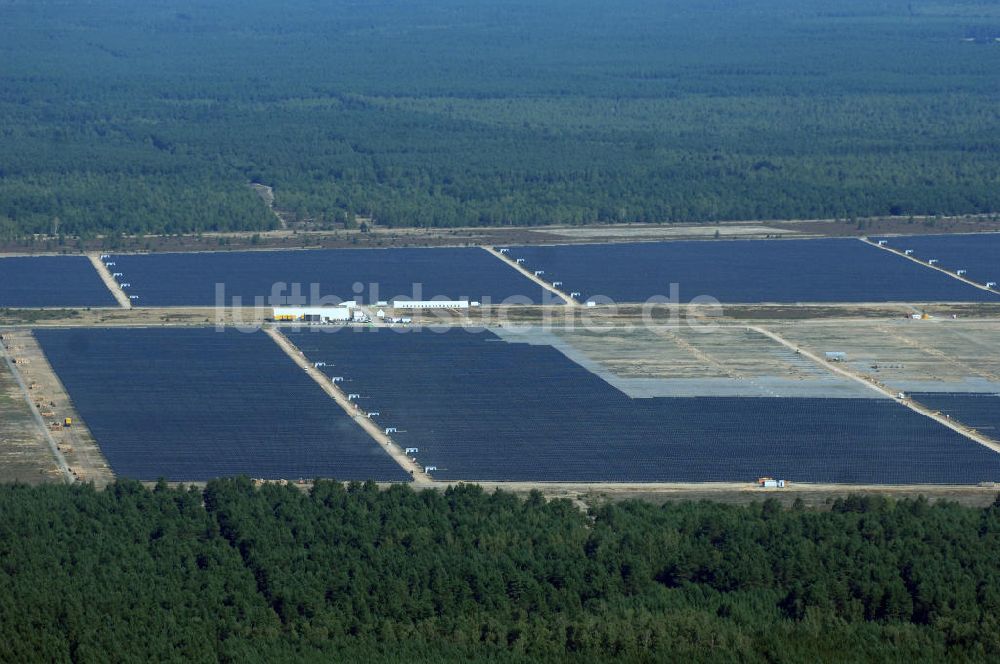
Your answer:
1,0 -> 998,238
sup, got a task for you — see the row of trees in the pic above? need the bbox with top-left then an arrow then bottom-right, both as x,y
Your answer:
2,479 -> 1000,660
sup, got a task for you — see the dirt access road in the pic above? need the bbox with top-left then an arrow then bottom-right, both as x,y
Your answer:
264,326 -> 432,485
6,213 -> 999,256
87,254 -> 131,308
861,236 -> 999,294
0,330 -> 113,486
0,335 -> 67,483
481,246 -> 577,304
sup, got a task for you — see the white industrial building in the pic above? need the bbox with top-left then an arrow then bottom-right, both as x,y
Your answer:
273,305 -> 354,323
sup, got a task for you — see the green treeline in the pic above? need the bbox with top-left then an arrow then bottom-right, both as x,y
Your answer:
1,0 -> 998,237
2,479 -> 1000,661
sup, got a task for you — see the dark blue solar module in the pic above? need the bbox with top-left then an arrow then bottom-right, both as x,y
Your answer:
505,238 -> 998,303
0,256 -> 118,308
288,328 -> 1000,484
34,328 -> 410,482
910,393 -> 1000,440
871,234 -> 1000,288
109,247 -> 554,306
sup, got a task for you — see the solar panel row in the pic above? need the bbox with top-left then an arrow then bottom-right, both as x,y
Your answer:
110,247 -> 553,306
910,392 -> 1000,440
3,237 -> 998,307
506,238 -> 999,303
872,233 -> 1000,288
291,328 -> 1000,484
0,256 -> 118,308
34,328 -> 411,482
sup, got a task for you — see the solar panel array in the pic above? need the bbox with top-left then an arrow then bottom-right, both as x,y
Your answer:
6,237 -> 997,308
505,238 -> 999,303
0,256 -> 119,308
910,392 -> 1000,441
34,328 -> 411,482
289,328 -> 1000,484
872,233 -> 1000,288
108,247 -> 554,306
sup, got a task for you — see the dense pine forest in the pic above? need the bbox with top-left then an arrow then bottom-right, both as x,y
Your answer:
1,479 -> 1000,661
1,0 -> 999,238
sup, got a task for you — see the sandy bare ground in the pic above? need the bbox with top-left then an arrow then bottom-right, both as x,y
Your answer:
0,307 -> 267,329
4,213 -> 1000,256
139,478 -> 1000,510
407,302 -> 932,328
5,302 -> 1000,330
751,324 -> 1000,452
551,327 -> 809,381
0,335 -> 64,484
250,182 -> 288,230
0,330 -> 112,487
453,480 -> 1000,506
544,224 -> 794,240
768,319 -> 1000,391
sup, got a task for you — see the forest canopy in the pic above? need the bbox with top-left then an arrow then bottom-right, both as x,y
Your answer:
2,480 -> 1000,661
1,0 -> 999,236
